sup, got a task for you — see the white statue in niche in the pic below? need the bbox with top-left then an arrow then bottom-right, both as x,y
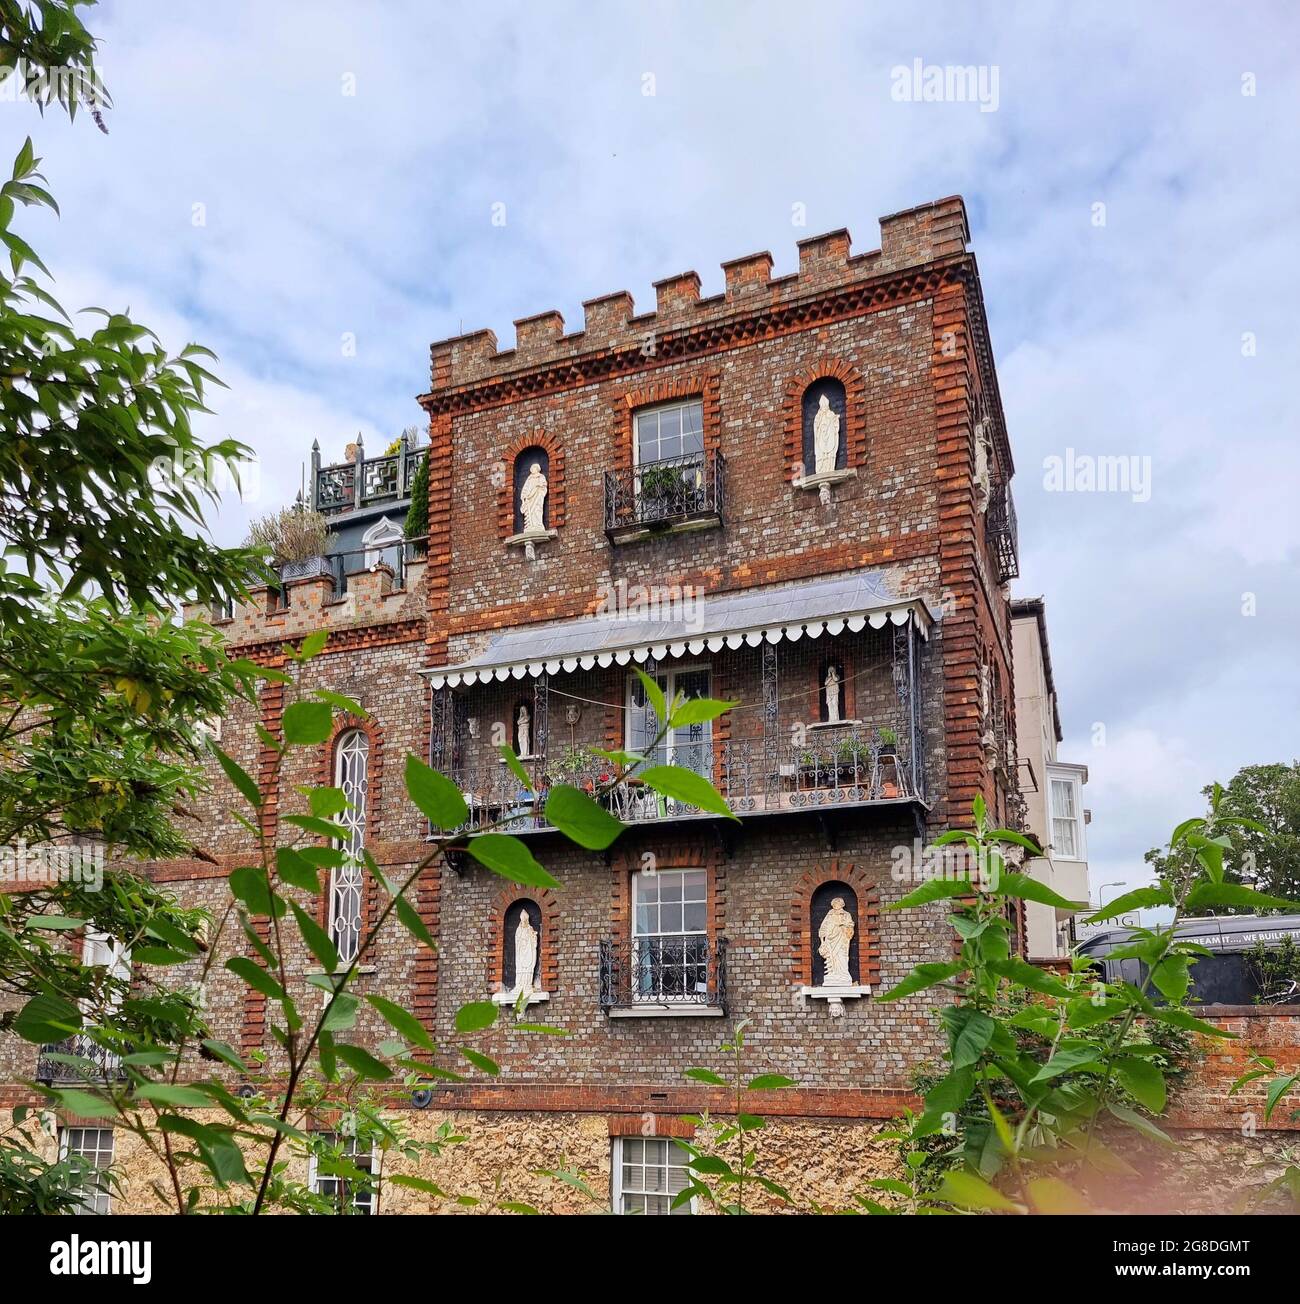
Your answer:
512,909 -> 538,998
818,897 -> 855,988
812,393 -> 841,476
824,665 -> 842,724
520,462 -> 548,534
516,704 -> 531,758
972,419 -> 992,514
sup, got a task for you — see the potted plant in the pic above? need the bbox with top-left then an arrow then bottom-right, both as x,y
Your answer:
245,505 -> 331,583
878,726 -> 898,756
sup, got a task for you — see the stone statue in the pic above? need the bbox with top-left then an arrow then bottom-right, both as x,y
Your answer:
818,897 -> 854,987
972,419 -> 992,514
512,910 -> 538,997
824,665 -> 842,724
517,704 -> 531,757
812,394 -> 840,476
520,462 -> 548,534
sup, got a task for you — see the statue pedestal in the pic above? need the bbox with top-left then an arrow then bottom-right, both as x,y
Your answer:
491,988 -> 550,1018
807,718 -> 862,731
798,983 -> 872,1018
793,466 -> 857,507
506,527 -> 558,561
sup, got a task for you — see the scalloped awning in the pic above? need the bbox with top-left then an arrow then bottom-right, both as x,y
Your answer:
422,571 -> 931,689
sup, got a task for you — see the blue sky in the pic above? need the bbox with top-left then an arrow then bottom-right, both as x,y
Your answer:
13,0 -> 1299,902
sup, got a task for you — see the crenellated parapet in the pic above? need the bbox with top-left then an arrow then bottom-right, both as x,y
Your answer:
425,198 -> 970,393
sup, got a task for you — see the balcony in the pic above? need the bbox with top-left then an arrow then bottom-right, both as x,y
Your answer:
604,449 -> 725,542
312,435 -> 426,518
986,481 -> 1019,583
599,936 -> 727,1016
35,1034 -> 125,1086
452,728 -> 923,837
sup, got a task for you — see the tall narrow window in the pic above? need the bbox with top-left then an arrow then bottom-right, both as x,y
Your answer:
634,400 -> 703,467
613,1137 -> 694,1214
59,1126 -> 115,1215
310,1134 -> 376,1214
330,729 -> 369,963
632,868 -> 707,1002
626,667 -> 711,775
1049,771 -> 1083,860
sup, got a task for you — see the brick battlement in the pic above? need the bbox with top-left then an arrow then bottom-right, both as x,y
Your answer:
426,197 -> 970,392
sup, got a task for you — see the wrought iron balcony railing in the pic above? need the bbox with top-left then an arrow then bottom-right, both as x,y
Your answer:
599,936 -> 727,1012
451,728 -> 923,835
986,481 -> 1019,583
312,439 -> 426,517
604,449 -> 725,539
35,1034 -> 126,1086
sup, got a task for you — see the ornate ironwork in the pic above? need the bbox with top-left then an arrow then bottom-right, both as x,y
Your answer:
35,1035 -> 126,1086
599,937 -> 727,1011
429,684 -> 453,775
533,671 -> 549,769
762,641 -> 779,805
361,454 -> 399,503
316,461 -> 356,513
986,481 -> 1019,582
604,449 -> 725,538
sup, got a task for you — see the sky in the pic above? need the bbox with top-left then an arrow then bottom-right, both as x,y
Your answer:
9,0 -> 1299,908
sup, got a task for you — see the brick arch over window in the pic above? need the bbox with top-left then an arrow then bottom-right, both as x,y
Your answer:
497,431 -> 566,539
609,839 -> 727,953
315,715 -> 385,937
610,370 -> 722,480
486,883 -> 560,994
782,359 -> 867,482
789,859 -> 881,987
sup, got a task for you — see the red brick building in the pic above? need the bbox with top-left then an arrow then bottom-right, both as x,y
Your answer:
3,196 -> 1031,1212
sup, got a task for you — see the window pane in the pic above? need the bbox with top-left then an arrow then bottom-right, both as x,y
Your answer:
1053,817 -> 1078,859
1051,778 -> 1076,819
684,901 -> 706,932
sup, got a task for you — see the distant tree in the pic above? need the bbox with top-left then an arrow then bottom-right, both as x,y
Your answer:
404,446 -> 429,544
1144,763 -> 1300,913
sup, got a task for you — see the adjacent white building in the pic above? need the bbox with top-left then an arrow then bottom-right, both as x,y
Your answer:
1011,597 -> 1090,958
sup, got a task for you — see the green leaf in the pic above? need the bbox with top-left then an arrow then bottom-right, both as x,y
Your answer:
282,700 -> 333,745
282,814 -> 349,839
935,1169 -> 1024,1213
1151,954 -> 1190,1003
1026,1176 -> 1091,1214
684,1068 -> 727,1086
454,1000 -> 498,1033
465,834 -> 559,889
989,829 -> 1044,856
988,957 -> 1074,998
638,766 -> 736,820
689,1154 -> 733,1175
306,786 -> 348,818
405,754 -> 469,830
545,784 -> 623,850
877,963 -> 962,1002
200,1040 -> 247,1073
314,689 -> 365,716
389,1174 -> 450,1197
49,1089 -> 118,1120
289,899 -> 338,974
1106,1101 -> 1176,1146
991,872 -> 1081,911
460,1047 -> 500,1075
1184,882 -> 1300,913
14,992 -> 81,1043
334,1043 -> 391,1080
1083,886 -> 1173,923
1264,1074 -> 1300,1122
1029,1045 -> 1105,1082
917,1067 -> 975,1135
633,667 -> 667,722
395,894 -> 437,952
1152,1006 -> 1237,1039
322,992 -> 358,1032
228,865 -> 285,918
225,956 -> 285,1002
366,995 -> 435,1051
211,745 -> 261,808
274,847 -> 320,893
298,630 -> 329,658
948,1009 -> 996,1069
746,1073 -> 796,1090
669,696 -> 739,728
1116,1058 -> 1167,1113
497,745 -> 534,793
890,878 -> 979,909
133,1083 -> 212,1108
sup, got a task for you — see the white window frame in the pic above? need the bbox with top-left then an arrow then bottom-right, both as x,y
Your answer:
631,866 -> 709,1003
309,1133 -> 376,1214
59,1126 -> 115,1215
329,729 -> 369,964
362,515 -> 404,571
1047,765 -> 1086,862
625,665 -> 712,771
633,398 -> 704,469
612,1135 -> 695,1214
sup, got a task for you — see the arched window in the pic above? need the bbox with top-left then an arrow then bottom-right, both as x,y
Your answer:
512,446 -> 550,535
801,378 -> 847,475
362,515 -> 403,573
810,881 -> 859,987
330,729 -> 369,963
